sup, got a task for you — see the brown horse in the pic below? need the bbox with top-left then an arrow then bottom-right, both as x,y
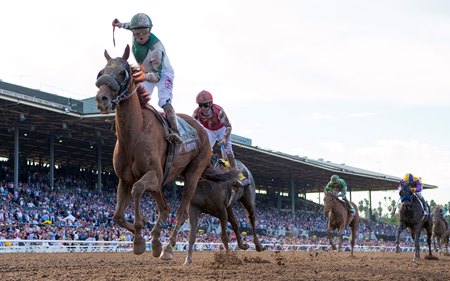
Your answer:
323,190 -> 360,256
95,45 -> 213,260
184,158 -> 264,265
432,205 -> 449,255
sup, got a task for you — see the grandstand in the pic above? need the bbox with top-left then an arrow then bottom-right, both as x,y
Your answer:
0,80 -> 438,211
0,81 -> 442,254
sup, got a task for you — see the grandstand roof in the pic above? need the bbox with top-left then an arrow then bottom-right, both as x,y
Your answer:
0,80 -> 438,193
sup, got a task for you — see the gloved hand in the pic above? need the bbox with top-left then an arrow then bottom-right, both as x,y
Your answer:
112,18 -> 122,28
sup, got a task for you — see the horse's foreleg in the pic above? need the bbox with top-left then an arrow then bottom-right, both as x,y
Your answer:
219,213 -> 230,251
184,206 -> 200,266
337,226 -> 345,252
413,228 -> 422,261
326,227 -> 336,251
227,208 -> 249,250
130,171 -> 159,255
113,180 -> 135,233
395,224 -> 405,253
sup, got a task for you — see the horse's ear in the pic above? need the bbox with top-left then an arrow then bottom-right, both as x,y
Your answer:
104,49 -> 112,61
123,45 -> 130,60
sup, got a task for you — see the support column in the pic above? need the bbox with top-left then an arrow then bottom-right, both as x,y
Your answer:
49,135 -> 55,190
277,178 -> 282,211
369,189 -> 373,220
290,178 -> 295,217
13,124 -> 19,189
97,140 -> 102,192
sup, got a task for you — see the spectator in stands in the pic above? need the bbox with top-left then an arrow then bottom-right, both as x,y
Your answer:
398,173 -> 429,216
192,90 -> 249,188
111,13 -> 182,144
324,175 -> 355,214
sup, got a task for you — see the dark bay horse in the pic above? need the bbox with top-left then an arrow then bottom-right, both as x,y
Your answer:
395,183 -> 433,261
432,205 -> 449,254
323,190 -> 359,256
184,159 -> 264,265
95,45 -> 213,260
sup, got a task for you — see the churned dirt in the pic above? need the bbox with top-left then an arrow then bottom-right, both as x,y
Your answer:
1,250 -> 449,281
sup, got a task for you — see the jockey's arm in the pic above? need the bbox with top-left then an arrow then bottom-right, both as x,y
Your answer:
218,109 -> 232,141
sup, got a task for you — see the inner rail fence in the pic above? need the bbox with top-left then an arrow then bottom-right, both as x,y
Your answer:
0,240 -> 426,254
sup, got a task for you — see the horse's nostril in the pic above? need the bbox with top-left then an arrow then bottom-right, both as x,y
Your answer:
101,96 -> 109,102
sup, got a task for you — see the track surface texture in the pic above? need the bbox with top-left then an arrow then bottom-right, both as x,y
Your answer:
1,251 -> 449,281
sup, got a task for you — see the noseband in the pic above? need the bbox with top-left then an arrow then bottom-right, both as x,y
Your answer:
96,58 -> 136,109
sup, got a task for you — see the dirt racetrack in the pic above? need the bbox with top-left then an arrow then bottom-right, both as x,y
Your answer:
1,250 -> 449,281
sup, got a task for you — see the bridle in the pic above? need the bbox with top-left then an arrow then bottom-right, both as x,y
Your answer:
96,58 -> 137,110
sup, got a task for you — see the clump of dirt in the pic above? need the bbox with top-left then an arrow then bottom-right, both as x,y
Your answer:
243,256 -> 270,263
210,251 -> 243,268
271,250 -> 286,266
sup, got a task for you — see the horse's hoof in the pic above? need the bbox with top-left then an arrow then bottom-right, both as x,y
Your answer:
152,240 -> 162,258
255,244 -> 264,252
183,257 -> 192,266
160,248 -> 174,260
133,236 -> 146,255
238,243 -> 250,250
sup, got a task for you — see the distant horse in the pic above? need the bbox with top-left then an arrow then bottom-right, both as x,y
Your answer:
323,190 -> 360,256
432,205 -> 449,254
395,182 -> 433,261
95,45 -> 226,260
184,156 -> 264,265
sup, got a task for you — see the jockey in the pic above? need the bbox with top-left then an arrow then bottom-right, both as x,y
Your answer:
192,90 -> 249,188
112,13 -> 182,144
399,173 -> 429,216
324,175 -> 355,214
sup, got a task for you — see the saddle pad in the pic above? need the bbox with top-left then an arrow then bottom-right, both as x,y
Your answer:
176,116 -> 198,143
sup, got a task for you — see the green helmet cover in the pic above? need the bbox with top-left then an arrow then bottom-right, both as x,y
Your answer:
130,13 -> 152,29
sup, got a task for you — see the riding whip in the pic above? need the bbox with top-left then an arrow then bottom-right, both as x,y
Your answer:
113,26 -> 116,47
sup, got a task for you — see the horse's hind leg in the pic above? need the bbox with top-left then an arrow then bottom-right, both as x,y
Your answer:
150,191 -> 170,258
184,206 -> 200,266
113,180 -> 135,233
227,208 -> 249,250
161,174 -> 202,260
241,197 -> 263,252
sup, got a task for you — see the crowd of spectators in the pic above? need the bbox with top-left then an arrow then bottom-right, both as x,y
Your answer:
0,162 -> 420,248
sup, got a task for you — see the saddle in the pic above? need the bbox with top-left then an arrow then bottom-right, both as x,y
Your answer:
139,96 -> 199,186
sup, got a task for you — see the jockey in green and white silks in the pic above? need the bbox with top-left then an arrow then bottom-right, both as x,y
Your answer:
112,13 -> 182,144
324,175 -> 355,214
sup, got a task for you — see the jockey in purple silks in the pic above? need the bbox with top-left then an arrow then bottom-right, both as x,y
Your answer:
398,173 -> 429,216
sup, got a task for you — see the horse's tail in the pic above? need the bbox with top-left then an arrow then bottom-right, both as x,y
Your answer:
201,165 -> 239,182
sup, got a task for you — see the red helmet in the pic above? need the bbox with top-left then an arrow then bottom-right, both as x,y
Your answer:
196,90 -> 213,104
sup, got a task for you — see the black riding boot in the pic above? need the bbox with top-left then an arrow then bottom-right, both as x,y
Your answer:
162,103 -> 183,144
344,198 -> 355,214
227,153 -> 249,187
417,193 -> 429,216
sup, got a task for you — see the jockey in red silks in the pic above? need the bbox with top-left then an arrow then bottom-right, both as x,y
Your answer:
398,173 -> 429,216
192,90 -> 249,188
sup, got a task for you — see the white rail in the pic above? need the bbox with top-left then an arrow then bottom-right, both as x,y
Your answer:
0,240 -> 425,254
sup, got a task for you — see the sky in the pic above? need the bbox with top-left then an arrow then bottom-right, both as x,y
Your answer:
1,0 -> 450,211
